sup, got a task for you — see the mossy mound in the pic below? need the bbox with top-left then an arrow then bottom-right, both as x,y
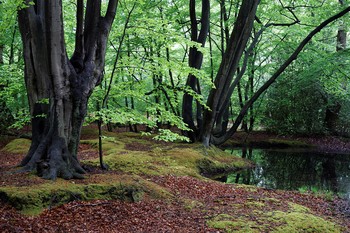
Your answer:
0,174 -> 171,215
0,129 -> 251,215
196,146 -> 252,178
81,137 -> 251,178
207,201 -> 344,233
207,214 -> 259,233
1,138 -> 31,154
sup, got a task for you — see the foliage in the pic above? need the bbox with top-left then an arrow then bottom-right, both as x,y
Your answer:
263,49 -> 350,135
1,0 -> 350,140
152,129 -> 190,142
0,63 -> 27,130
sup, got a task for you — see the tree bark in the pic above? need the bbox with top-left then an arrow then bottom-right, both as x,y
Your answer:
201,0 -> 259,147
182,0 -> 209,142
18,0 -> 118,180
0,44 -> 4,64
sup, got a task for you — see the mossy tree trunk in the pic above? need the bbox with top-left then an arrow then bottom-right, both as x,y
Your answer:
18,0 -> 118,180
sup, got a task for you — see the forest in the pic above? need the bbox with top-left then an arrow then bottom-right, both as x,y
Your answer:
1,0 -> 350,232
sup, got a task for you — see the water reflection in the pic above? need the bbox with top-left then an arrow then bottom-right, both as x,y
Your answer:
226,148 -> 350,198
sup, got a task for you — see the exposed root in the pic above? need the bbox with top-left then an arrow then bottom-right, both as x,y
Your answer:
19,137 -> 86,180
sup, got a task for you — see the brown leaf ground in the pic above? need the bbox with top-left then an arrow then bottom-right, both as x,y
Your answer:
1,130 -> 350,232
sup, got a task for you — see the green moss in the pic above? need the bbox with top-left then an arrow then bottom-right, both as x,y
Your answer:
268,211 -> 342,233
82,137 -> 249,178
80,139 -> 125,153
1,138 -> 31,154
288,202 -> 310,213
197,146 -> 252,178
0,174 -> 171,215
246,200 -> 266,208
262,201 -> 342,232
207,214 -> 260,233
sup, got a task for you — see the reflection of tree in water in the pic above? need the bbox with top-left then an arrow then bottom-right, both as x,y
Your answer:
230,149 -> 350,195
256,150 -> 319,190
321,157 -> 338,193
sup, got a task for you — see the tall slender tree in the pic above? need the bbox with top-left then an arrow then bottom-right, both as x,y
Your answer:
17,0 -> 118,180
182,0 -> 210,142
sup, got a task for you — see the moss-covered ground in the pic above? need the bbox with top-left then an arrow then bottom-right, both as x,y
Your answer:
0,127 -> 349,232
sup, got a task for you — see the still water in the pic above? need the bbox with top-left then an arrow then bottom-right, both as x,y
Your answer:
224,148 -> 350,199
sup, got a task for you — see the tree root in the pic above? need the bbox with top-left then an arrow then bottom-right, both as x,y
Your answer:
19,137 -> 86,180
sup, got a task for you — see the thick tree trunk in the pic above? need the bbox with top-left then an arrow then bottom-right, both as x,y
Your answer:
18,0 -> 118,180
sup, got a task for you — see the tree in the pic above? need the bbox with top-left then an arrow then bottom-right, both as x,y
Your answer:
201,0 -> 259,147
17,0 -> 118,180
195,2 -> 350,146
181,0 -> 209,142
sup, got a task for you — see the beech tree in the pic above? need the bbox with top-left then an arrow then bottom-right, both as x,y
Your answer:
179,0 -> 350,147
181,0 -> 209,142
17,0 -> 118,180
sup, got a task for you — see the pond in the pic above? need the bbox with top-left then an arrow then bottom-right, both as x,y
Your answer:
222,147 -> 350,199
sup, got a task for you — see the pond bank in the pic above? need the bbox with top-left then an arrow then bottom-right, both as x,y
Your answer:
224,131 -> 350,153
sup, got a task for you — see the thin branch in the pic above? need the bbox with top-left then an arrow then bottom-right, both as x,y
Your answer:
103,3 -> 136,108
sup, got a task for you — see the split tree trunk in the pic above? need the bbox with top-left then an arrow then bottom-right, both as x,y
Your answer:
18,0 -> 118,180
201,0 -> 259,147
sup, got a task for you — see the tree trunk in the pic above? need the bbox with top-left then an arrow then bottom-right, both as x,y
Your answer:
0,44 -> 3,64
201,0 -> 259,147
213,6 -> 350,145
182,0 -> 209,142
18,0 -> 118,180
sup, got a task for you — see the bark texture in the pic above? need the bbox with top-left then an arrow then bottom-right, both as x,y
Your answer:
18,0 -> 118,180
201,0 -> 259,147
182,0 -> 210,142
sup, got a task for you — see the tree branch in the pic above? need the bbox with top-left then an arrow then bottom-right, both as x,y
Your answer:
215,5 -> 350,145
105,0 -> 119,26
71,0 -> 84,72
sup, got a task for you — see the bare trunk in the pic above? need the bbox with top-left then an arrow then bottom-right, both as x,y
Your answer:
0,44 -> 4,64
213,6 -> 350,145
201,0 -> 259,147
182,0 -> 209,142
18,0 -> 118,180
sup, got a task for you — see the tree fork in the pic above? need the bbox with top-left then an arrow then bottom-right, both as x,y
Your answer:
18,0 -> 118,180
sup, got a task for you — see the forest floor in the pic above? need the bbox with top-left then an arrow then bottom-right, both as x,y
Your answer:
0,128 -> 350,232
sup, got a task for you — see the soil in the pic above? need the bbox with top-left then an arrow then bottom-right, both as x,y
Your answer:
1,131 -> 350,232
